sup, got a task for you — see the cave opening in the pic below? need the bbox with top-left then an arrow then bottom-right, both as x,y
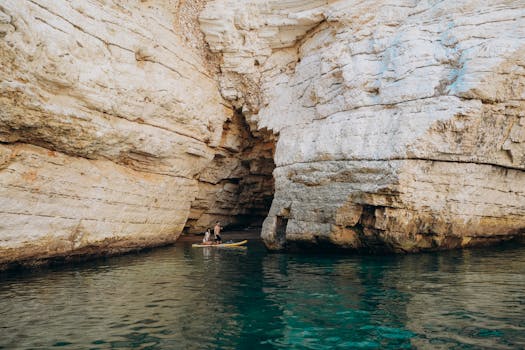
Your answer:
182,108 -> 276,235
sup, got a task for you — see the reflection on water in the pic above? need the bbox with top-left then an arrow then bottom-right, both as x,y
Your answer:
0,241 -> 524,349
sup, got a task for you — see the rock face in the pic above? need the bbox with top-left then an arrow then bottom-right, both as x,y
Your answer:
1,0 -> 524,267
0,0 -> 274,268
187,110 -> 275,233
200,0 -> 525,252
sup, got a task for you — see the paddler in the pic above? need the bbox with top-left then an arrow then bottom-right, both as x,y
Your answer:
202,228 -> 213,245
214,221 -> 223,244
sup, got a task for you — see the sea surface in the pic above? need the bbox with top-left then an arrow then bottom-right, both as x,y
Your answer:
1,237 -> 524,349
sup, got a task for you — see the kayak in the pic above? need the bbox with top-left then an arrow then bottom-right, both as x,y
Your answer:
192,240 -> 248,248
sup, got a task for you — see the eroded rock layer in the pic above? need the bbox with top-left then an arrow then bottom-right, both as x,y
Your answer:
1,0 -> 524,267
187,110 -> 275,233
200,0 -> 525,252
0,0 -> 274,269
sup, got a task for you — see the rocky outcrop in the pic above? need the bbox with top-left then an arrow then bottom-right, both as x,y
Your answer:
200,0 -> 525,252
1,0 -> 524,268
0,0 -> 274,269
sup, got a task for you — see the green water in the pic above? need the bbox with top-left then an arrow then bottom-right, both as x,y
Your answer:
1,240 -> 524,349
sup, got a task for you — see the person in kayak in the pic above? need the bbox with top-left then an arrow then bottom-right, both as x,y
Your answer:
214,221 -> 222,244
202,228 -> 213,245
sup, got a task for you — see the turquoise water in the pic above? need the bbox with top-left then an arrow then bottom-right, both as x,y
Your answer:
1,239 -> 524,349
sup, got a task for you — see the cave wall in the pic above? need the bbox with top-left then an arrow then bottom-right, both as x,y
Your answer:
200,0 -> 525,252
187,110 -> 275,233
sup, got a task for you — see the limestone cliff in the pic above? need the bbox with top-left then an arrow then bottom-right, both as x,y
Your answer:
200,0 -> 525,252
0,0 -> 274,269
1,0 -> 524,268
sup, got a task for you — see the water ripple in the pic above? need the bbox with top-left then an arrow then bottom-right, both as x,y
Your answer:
0,242 -> 524,349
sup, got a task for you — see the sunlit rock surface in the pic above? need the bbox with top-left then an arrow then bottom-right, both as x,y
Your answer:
0,0 -> 274,268
200,0 -> 525,252
1,0 -> 524,268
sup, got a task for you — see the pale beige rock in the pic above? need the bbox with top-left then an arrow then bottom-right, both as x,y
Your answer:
0,0 -> 227,173
0,143 -> 195,259
0,0 -> 275,268
2,0 -> 525,266
201,0 -> 525,251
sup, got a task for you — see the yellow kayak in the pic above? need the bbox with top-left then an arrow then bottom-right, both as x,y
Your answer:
192,240 -> 248,248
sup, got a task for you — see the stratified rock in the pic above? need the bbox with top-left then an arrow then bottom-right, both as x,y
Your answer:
0,143 -> 196,265
200,0 -> 525,252
0,0 -> 274,269
186,110 -> 275,233
1,0 -> 524,267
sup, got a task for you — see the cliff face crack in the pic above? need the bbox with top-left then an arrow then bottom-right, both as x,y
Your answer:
28,0 -> 195,80
33,16 -> 67,34
27,0 -> 133,55
277,157 -> 525,172
135,56 -> 184,79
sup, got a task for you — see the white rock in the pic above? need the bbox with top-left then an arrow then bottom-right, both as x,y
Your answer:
201,0 -> 525,251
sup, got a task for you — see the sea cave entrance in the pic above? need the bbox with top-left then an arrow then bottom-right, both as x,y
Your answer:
182,109 -> 276,235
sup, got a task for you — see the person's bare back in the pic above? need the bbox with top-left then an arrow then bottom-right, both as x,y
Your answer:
214,221 -> 222,244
